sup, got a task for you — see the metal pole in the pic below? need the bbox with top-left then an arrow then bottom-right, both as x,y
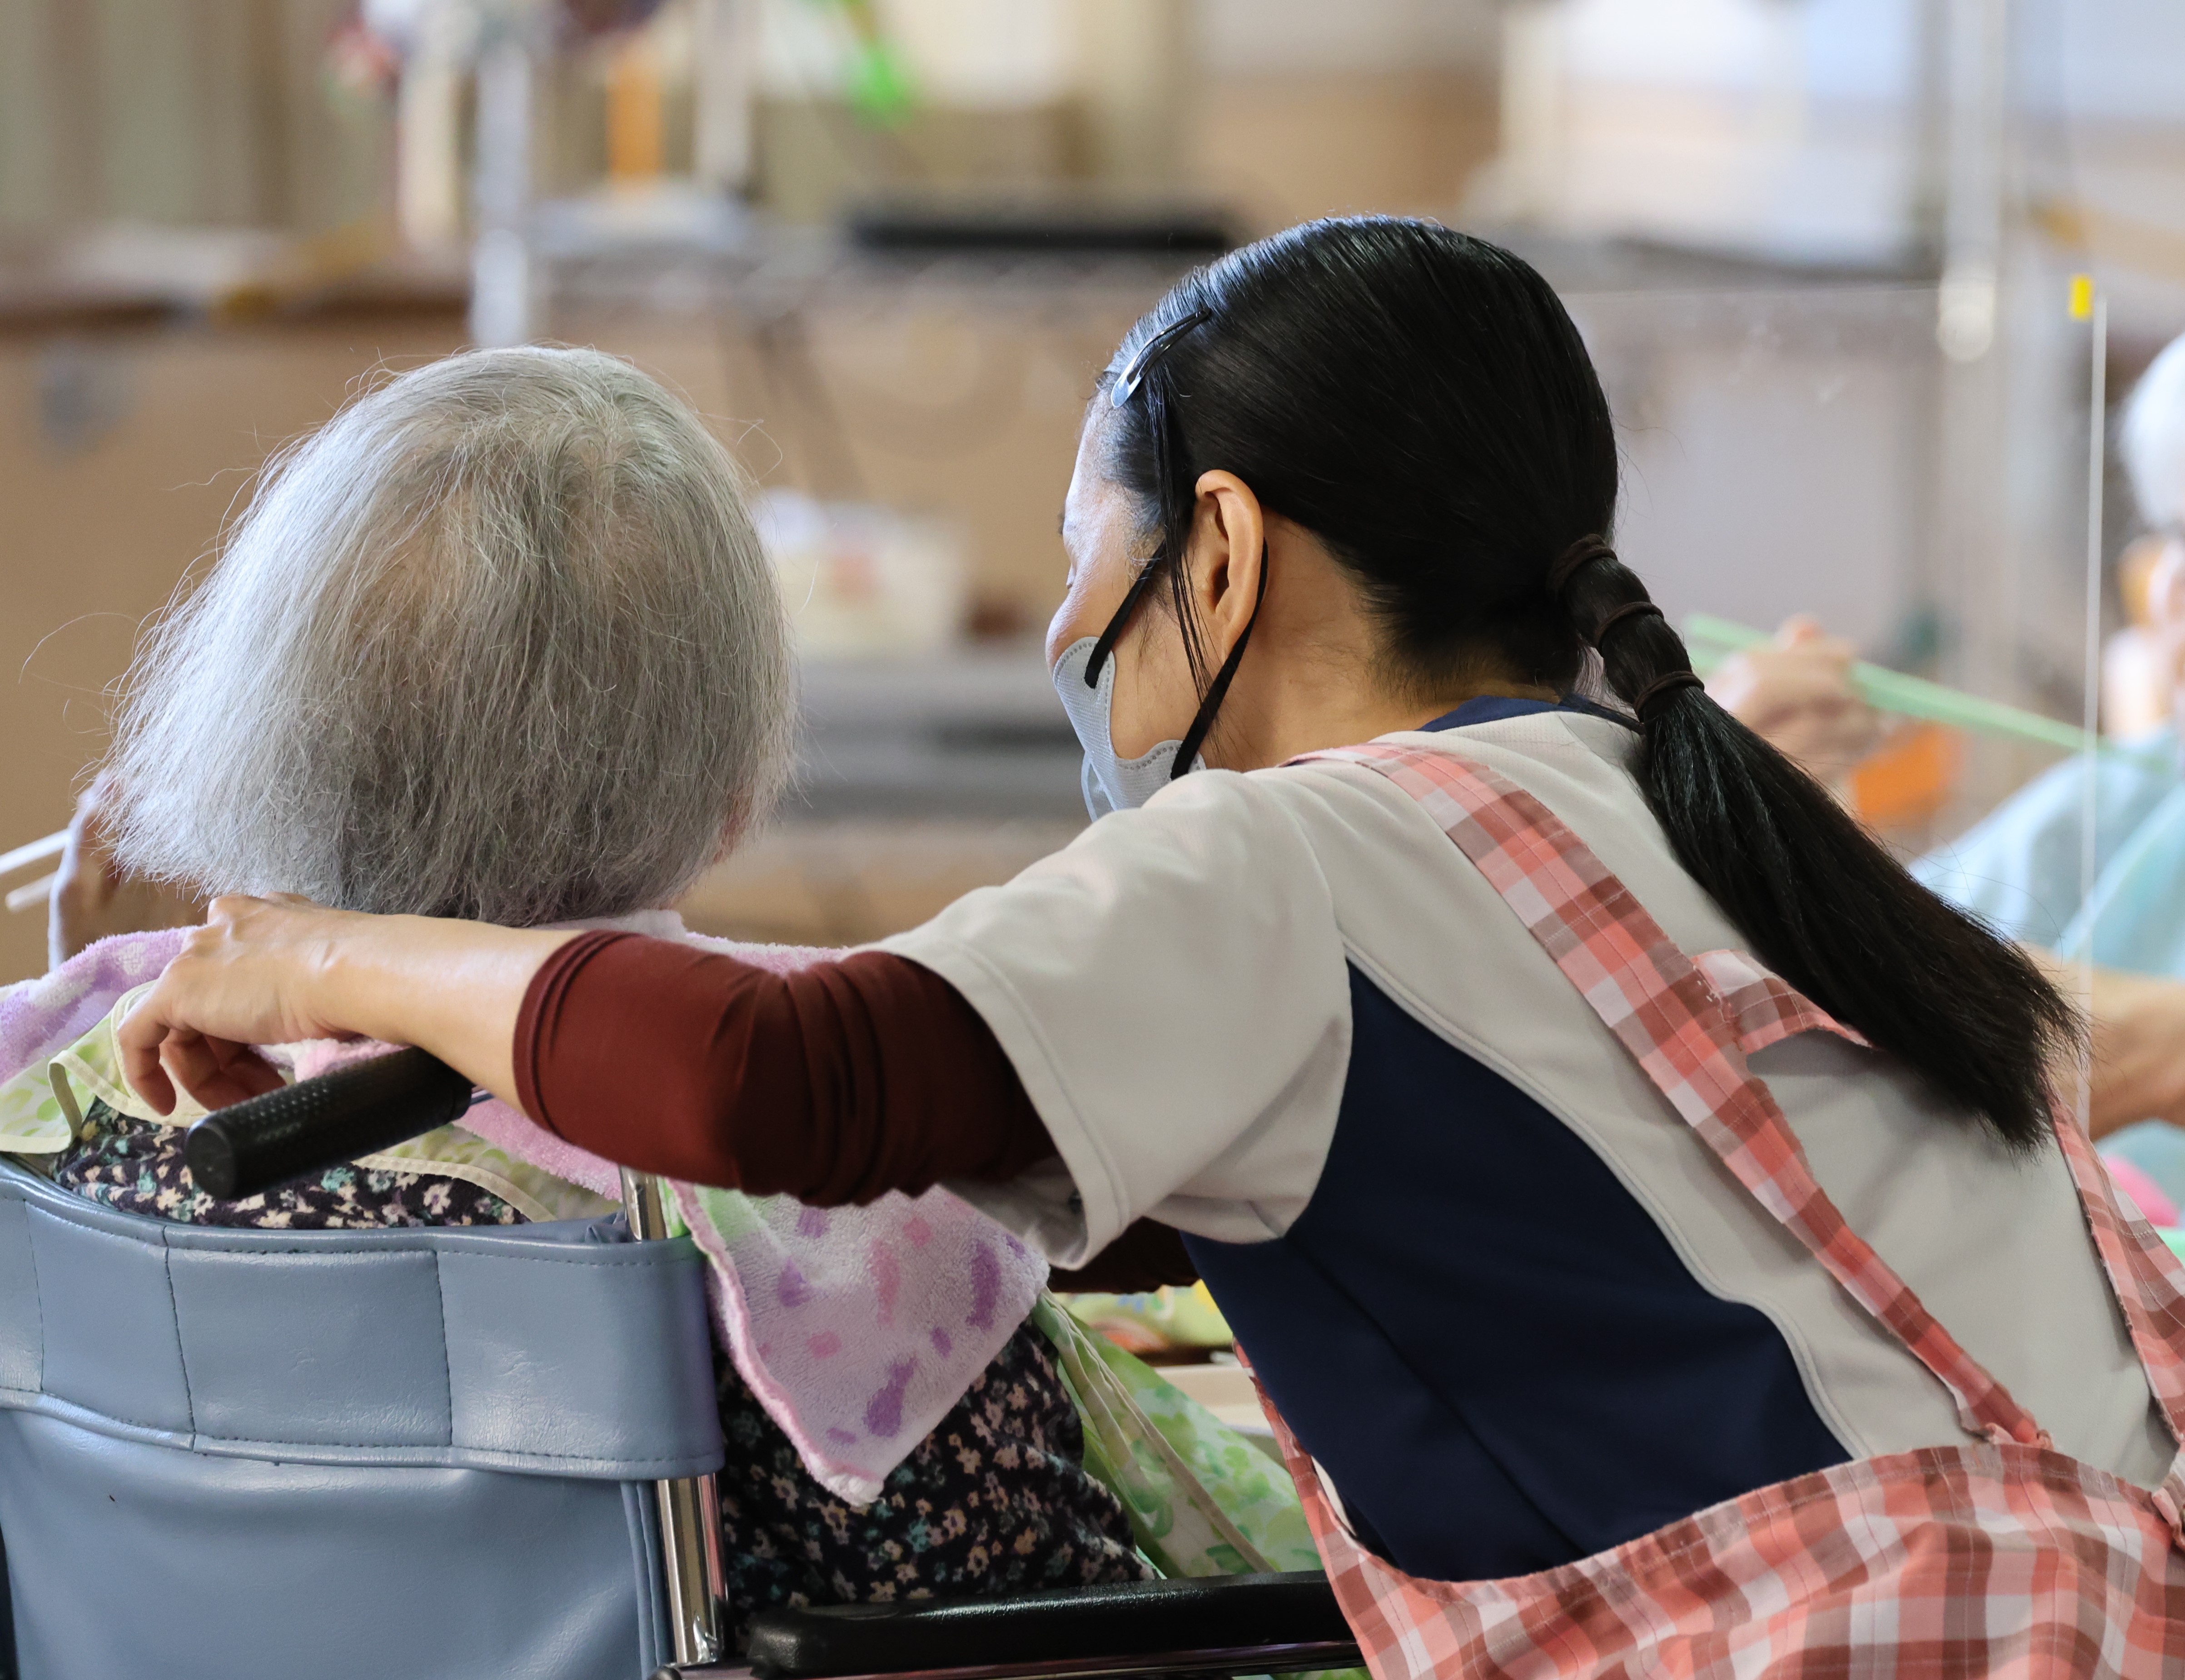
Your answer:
692,0 -> 758,196
621,1167 -> 727,1667
1932,0 -> 2016,821
2076,282 -> 2107,1131
471,29 -> 538,348
1937,0 -> 2006,366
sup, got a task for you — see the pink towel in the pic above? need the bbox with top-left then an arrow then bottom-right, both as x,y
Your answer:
3,927 -> 1046,1505
0,929 -> 189,1081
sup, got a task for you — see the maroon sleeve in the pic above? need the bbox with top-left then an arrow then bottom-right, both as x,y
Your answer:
514,931 -> 1202,1291
515,931 -> 1055,1204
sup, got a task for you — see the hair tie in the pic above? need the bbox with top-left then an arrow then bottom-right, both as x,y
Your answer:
1547,535 -> 1616,596
1592,599 -> 1662,648
1635,669 -> 1704,720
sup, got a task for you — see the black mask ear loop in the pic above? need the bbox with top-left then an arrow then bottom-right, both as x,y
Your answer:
1170,543 -> 1270,778
1083,550 -> 1170,688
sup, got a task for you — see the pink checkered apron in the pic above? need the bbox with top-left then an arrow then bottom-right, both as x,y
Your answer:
1261,740 -> 2185,1679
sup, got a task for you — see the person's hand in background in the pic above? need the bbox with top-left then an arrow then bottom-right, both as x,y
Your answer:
1704,615 -> 1886,786
48,774 -> 204,971
2030,956 -> 2185,1140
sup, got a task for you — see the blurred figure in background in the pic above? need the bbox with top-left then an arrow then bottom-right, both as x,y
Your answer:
1702,615 -> 1886,793
1914,333 -> 2185,971
1906,334 -> 2185,1194
2097,533 -> 2185,743
1706,337 -> 2185,1203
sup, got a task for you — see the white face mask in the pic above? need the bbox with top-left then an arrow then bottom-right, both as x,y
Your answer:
1049,548 -> 1268,821
1051,631 -> 1203,820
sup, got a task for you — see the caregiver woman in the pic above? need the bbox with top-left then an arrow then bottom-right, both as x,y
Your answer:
120,219 -> 2185,1665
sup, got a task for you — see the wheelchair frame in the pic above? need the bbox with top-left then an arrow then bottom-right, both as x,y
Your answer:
169,1058 -> 1361,1680
624,1166 -> 1360,1680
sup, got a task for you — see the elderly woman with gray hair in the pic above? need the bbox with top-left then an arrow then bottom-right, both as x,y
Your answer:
36,346 -> 1146,1630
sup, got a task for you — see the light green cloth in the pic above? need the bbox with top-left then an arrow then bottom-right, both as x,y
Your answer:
1030,1298 -> 1365,1680
1062,1282 -> 1237,1350
1030,1294 -> 1319,1578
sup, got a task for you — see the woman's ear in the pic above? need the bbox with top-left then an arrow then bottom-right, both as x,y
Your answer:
1187,470 -> 1266,651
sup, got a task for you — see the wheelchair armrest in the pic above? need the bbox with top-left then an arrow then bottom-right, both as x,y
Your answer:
712,1572 -> 1354,1680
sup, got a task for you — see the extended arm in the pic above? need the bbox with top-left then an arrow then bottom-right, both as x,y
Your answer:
516,931 -> 1051,1199
117,896 -> 1198,1279
116,899 -> 1048,1201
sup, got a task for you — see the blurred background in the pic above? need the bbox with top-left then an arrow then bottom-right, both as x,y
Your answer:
1,0 -> 2181,984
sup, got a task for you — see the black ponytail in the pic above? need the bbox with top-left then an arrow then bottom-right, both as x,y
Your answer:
1102,215 -> 2075,1152
1557,543 -> 2075,1152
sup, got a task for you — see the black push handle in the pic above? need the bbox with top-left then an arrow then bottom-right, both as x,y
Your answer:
183,1048 -> 475,1201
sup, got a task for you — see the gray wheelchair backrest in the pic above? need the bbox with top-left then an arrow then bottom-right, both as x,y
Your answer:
0,1160 -> 723,1680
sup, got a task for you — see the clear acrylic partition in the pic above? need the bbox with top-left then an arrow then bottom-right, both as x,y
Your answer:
1557,259 -> 2116,1118
1558,268 -> 2099,833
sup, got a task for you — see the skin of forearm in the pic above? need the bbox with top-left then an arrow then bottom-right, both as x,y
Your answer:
2085,969 -> 2185,1139
2025,944 -> 2185,1138
334,916 -> 578,1109
116,899 -> 579,1118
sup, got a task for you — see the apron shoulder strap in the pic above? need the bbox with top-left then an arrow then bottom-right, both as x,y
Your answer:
1299,740 -> 2054,1450
2048,1112 -> 2185,1519
1691,947 -> 1870,1054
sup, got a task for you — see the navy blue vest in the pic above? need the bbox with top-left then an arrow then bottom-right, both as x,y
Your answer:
1184,698 -> 1848,1580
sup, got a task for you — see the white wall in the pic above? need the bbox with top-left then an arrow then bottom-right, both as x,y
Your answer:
1557,0 -> 1919,100
1503,0 -> 1925,264
1573,289 -> 1937,656
757,0 -> 1507,106
757,0 -> 1077,107
2017,0 -> 2185,122
1191,0 -> 1497,76
1498,0 -> 2185,268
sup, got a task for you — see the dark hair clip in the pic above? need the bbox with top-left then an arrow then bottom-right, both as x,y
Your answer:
1111,309 -> 1215,409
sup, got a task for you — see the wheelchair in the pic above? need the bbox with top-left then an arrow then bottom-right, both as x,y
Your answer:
0,1051 -> 1360,1680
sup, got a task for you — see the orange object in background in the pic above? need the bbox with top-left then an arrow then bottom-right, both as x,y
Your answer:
606,34 -> 666,182
2120,533 -> 2169,629
1851,722 -> 1963,829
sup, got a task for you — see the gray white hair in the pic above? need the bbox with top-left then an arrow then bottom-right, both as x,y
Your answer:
108,346 -> 793,927
2123,331 -> 2185,530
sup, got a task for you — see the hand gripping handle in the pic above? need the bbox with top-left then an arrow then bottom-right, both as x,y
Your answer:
183,1048 -> 476,1201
